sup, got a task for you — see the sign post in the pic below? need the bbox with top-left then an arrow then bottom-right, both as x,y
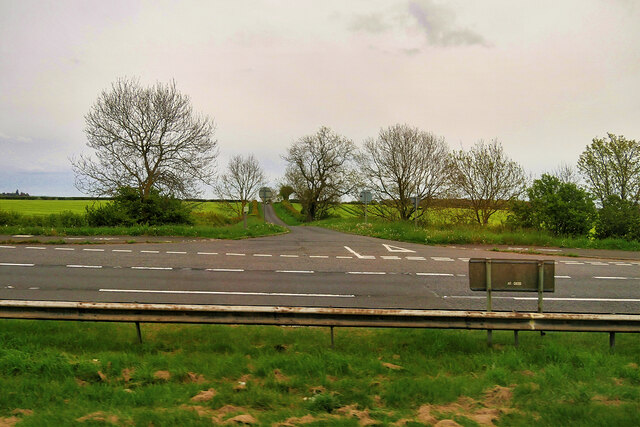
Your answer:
359,190 -> 372,223
242,203 -> 249,229
258,187 -> 273,219
410,196 -> 420,228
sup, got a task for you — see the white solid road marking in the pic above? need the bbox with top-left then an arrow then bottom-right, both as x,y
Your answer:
0,246 -> 16,249
446,296 -> 640,302
55,247 -> 75,251
207,268 -> 245,272
166,251 -> 187,254
343,246 -> 375,259
131,266 -> 173,270
431,257 -> 454,262
66,265 -> 102,269
226,253 -> 245,256
112,249 -> 132,253
0,263 -> 34,267
406,256 -> 426,261
276,270 -> 314,274
416,273 -> 454,277
26,246 -> 46,250
253,254 -> 272,257
197,252 -> 218,255
382,244 -> 415,253
99,288 -> 355,298
140,250 -> 159,254
83,248 -> 105,252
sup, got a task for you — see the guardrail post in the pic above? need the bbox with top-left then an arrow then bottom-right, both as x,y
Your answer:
135,322 -> 143,344
609,332 -> 615,352
486,259 -> 492,347
538,261 -> 546,337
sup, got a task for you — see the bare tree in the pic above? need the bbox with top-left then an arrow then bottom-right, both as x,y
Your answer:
449,139 -> 527,225
361,124 -> 451,221
218,154 -> 266,216
551,162 -> 580,185
283,126 -> 358,221
577,133 -> 640,206
71,77 -> 217,200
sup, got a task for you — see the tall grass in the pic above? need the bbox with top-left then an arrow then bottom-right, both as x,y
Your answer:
0,320 -> 638,426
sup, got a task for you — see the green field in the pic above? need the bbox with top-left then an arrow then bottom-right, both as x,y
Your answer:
0,199 -> 107,215
0,320 -> 638,426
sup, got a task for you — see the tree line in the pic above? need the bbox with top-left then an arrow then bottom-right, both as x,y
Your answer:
71,78 -> 639,240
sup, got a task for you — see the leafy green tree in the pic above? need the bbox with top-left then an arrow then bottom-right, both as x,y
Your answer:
279,185 -> 295,201
525,174 -> 595,235
595,195 -> 640,240
577,133 -> 640,206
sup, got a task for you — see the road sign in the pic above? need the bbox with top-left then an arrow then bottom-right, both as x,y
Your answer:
259,187 -> 272,201
469,259 -> 555,292
359,191 -> 372,204
243,205 -> 249,214
410,196 -> 421,206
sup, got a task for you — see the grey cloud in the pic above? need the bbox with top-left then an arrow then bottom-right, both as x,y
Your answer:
408,0 -> 487,47
349,13 -> 390,34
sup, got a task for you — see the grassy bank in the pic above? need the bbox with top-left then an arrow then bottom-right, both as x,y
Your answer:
0,320 -> 638,426
308,217 -> 640,251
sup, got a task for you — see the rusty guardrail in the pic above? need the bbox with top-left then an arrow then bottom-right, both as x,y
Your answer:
1,300 -> 639,347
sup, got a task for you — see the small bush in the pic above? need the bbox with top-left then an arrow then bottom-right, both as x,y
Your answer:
595,195 -> 640,240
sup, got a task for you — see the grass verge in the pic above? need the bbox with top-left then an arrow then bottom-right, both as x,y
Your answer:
0,217 -> 287,240
0,320 -> 638,426
309,217 -> 640,251
272,202 -> 304,226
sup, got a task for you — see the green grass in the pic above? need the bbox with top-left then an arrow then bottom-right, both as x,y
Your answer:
0,216 -> 287,240
0,199 -> 106,215
272,202 -> 304,226
1,320 -> 638,426
310,217 -> 640,251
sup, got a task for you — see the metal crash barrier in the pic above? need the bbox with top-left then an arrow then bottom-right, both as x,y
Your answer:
0,300 -> 638,349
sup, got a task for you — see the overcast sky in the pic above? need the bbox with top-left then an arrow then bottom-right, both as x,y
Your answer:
1,0 -> 639,197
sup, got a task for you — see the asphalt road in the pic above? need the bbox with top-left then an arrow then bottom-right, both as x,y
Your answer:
1,205 -> 638,314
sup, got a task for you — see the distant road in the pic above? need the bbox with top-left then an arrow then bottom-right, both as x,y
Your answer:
0,204 -> 638,314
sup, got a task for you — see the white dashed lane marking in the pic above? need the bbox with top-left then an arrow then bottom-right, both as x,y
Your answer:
166,251 -> 186,254
112,249 -> 132,253
406,256 -> 426,261
207,268 -> 245,272
66,265 -> 102,269
253,254 -> 272,257
309,255 -> 328,259
55,247 -> 74,251
347,271 -> 386,275
280,255 -> 299,258
416,273 -> 454,277
381,256 -> 401,260
0,263 -> 34,267
131,266 -> 173,270
197,252 -> 217,255
140,250 -> 159,254
26,246 -> 46,250
431,257 -> 454,262
276,270 -> 314,274
226,253 -> 245,256
0,246 -> 16,249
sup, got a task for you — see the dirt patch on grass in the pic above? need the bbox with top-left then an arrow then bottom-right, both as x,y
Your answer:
154,370 -> 171,381
185,372 -> 207,384
76,411 -> 120,424
274,414 -> 319,426
191,388 -> 217,402
405,385 -> 516,426
592,395 -> 624,406
336,405 -> 379,426
0,416 -> 20,427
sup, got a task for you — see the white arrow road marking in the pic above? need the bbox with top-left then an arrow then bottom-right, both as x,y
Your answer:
382,244 -> 415,253
344,246 -> 375,259
99,289 -> 355,298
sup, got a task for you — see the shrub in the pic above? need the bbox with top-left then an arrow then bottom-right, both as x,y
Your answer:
595,195 -> 640,240
85,186 -> 193,226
